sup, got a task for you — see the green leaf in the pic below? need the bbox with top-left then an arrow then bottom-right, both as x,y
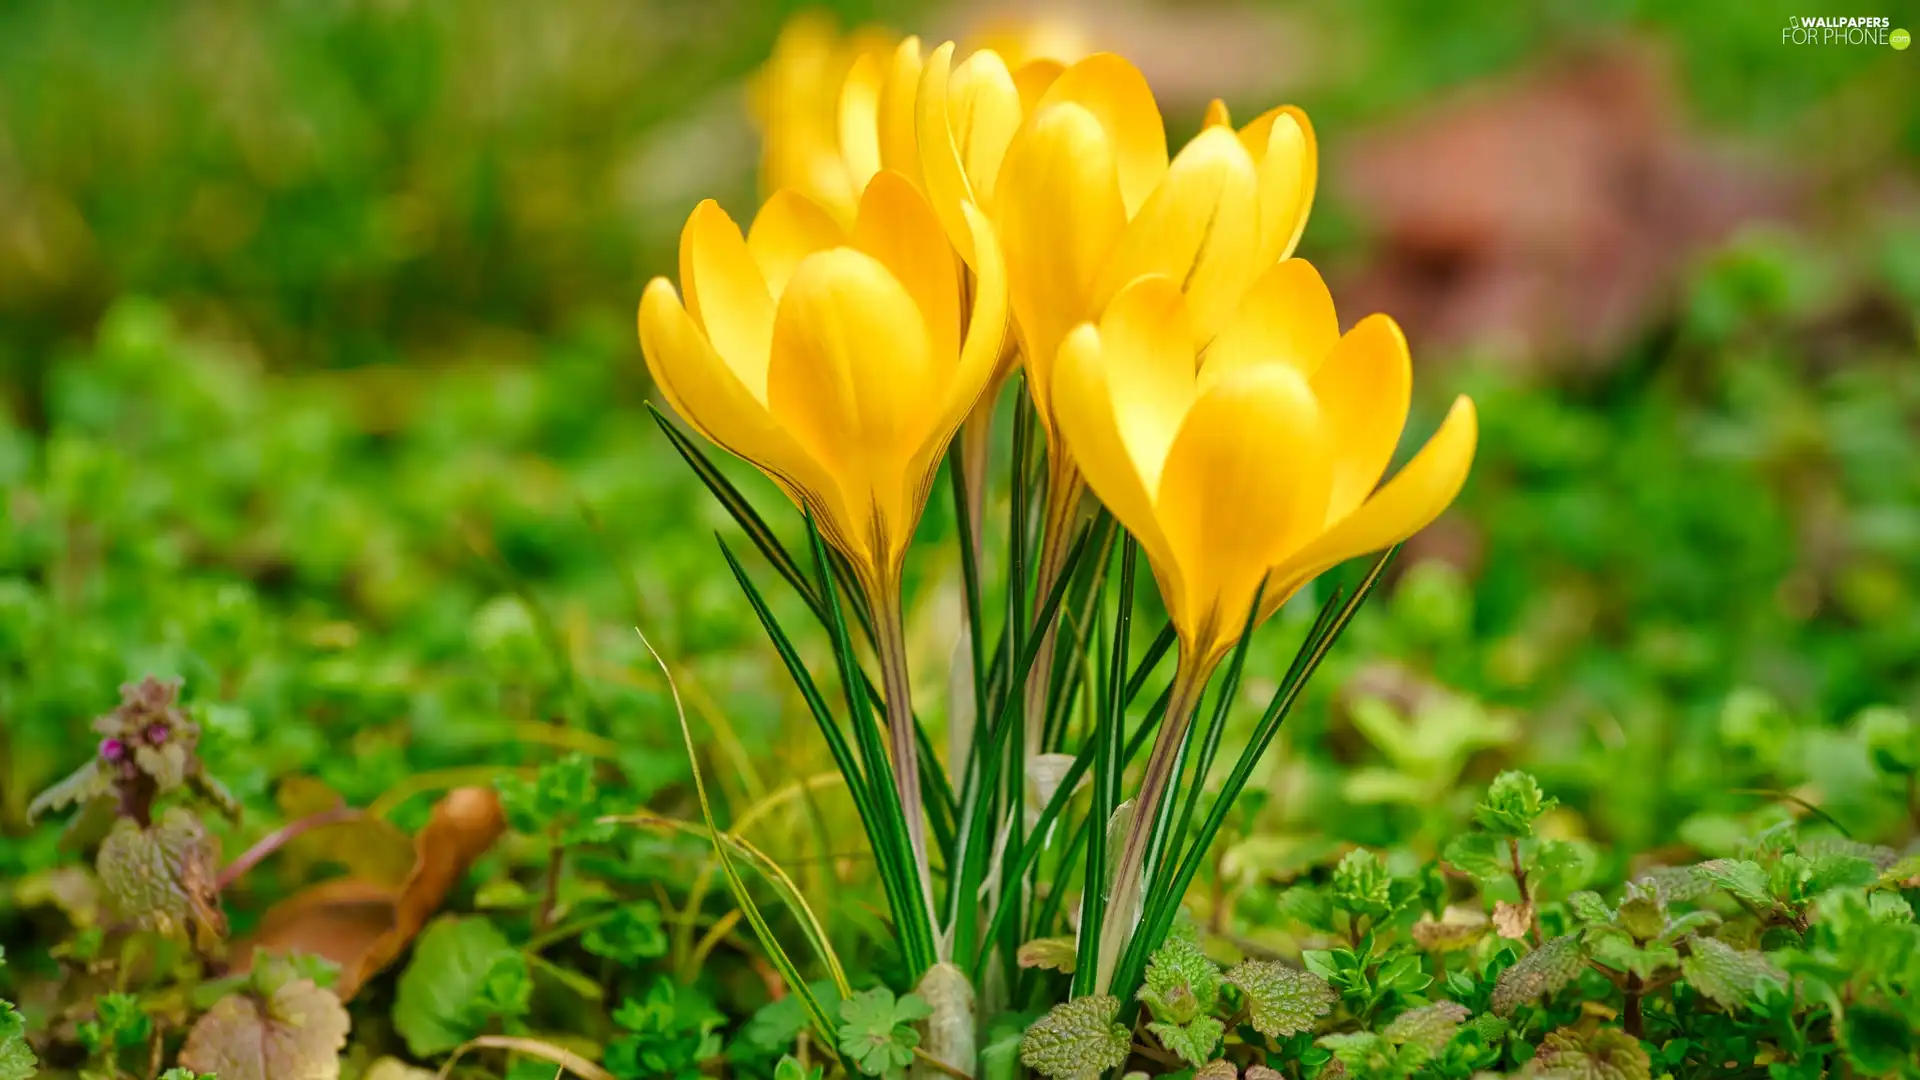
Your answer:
836,988 -> 928,1079
1442,831 -> 1508,883
608,979 -> 724,1080
1492,934 -> 1587,1016
1567,892 -> 1613,924
1806,854 -> 1880,894
1017,937 -> 1079,974
1475,770 -> 1558,837
774,1056 -> 824,1080
1531,1026 -> 1652,1080
1614,896 -> 1666,942
78,992 -> 151,1054
391,916 -> 530,1057
1587,933 -> 1679,981
1382,1001 -> 1470,1056
1331,849 -> 1394,919
1838,1004 -> 1914,1076
1691,859 -> 1772,907
1680,937 -> 1786,1008
582,901 -> 669,964
0,1001 -> 38,1080
1317,1031 -> 1392,1072
1137,937 -> 1222,1025
1225,960 -> 1337,1038
178,978 -> 351,1080
1020,997 -> 1131,1080
1148,1014 -> 1224,1068
1857,705 -> 1919,776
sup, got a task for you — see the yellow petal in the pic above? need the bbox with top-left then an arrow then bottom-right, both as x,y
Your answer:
1266,395 -> 1479,617
852,171 -> 962,371
1092,125 -> 1261,347
1050,321 -> 1184,612
877,37 -> 925,185
747,190 -> 846,299
678,200 -> 774,400
1012,58 -> 1066,112
1311,314 -> 1412,523
1240,105 -> 1317,266
948,49 -> 1023,203
766,249 -> 937,495
639,278 -> 843,525
1202,98 -> 1232,129
1036,53 -> 1168,217
1156,364 -> 1330,658
905,199 -> 1011,516
994,101 -> 1126,424
917,43 -> 1021,266
1201,258 -> 1339,389
1095,275 -> 1196,494
838,52 -> 884,194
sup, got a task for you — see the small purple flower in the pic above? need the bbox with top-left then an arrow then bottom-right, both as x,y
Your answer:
100,737 -> 127,761
145,723 -> 169,746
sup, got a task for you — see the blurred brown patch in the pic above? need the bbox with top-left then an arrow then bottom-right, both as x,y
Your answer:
234,787 -> 505,1000
1337,44 -> 1796,372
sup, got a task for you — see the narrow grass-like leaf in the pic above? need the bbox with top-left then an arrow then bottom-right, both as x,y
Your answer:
1077,535 -> 1138,995
635,625 -> 842,1058
718,539 -> 877,836
1160,578 -> 1269,888
804,513 -> 939,972
1115,551 -> 1398,999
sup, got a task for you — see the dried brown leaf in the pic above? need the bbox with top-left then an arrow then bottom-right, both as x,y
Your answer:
238,786 -> 504,998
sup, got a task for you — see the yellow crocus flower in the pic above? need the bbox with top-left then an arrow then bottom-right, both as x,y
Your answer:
638,171 -> 1007,599
750,13 -> 897,223
639,171 -> 1007,901
993,59 -> 1317,444
1057,263 -> 1476,992
1055,262 -> 1477,667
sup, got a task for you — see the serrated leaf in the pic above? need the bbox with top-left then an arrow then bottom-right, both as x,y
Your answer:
1,1001 -> 38,1080
836,988 -> 927,1078
97,808 -> 225,944
1493,900 -> 1535,940
1318,1031 -> 1391,1071
26,759 -> 112,824
1017,937 -> 1078,974
1492,934 -> 1586,1016
1149,1014 -> 1224,1068
1331,849 -> 1393,917
1659,910 -> 1721,941
1680,937 -> 1785,1009
1225,960 -> 1337,1037
1475,771 -> 1557,837
1471,1013 -> 1510,1043
1629,866 -> 1715,905
1587,934 -> 1679,980
1138,937 -> 1222,1024
1020,997 -> 1130,1080
1412,907 -> 1489,953
1383,1001 -> 1470,1055
1442,832 -> 1508,882
391,916 -> 530,1057
178,978 -> 350,1080
1531,1026 -> 1650,1080
1195,1061 -> 1238,1080
1806,854 -> 1880,894
1613,896 -> 1665,942
1691,860 -> 1771,906
1567,892 -> 1613,924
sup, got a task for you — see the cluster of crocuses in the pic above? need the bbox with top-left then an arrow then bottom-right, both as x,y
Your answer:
639,13 -> 1477,1040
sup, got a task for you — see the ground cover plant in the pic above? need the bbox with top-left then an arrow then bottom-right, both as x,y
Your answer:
3,1 -> 1919,1078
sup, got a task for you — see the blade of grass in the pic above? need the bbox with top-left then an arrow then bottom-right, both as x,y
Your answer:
635,625 -> 842,1057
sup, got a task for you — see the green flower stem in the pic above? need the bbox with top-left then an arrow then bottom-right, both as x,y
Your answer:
872,577 -> 939,948
1094,653 -> 1216,996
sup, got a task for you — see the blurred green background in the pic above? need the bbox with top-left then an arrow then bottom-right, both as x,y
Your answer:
3,0 -> 1919,998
